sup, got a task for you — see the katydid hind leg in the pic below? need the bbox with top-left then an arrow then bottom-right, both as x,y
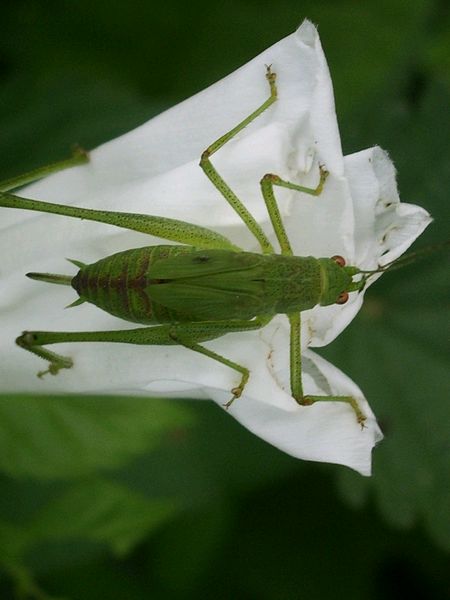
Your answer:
16,317 -> 271,404
0,137 -> 237,249
16,332 -> 73,378
0,190 -> 237,251
0,147 -> 89,192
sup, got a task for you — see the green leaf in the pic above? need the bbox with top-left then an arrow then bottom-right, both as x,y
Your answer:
0,70 -> 159,182
227,470 -> 450,600
0,395 -> 191,479
30,479 -> 178,556
331,260 -> 450,550
301,0 -> 433,119
0,520 -> 29,562
118,401 -> 297,507
152,502 -> 232,593
325,79 -> 450,551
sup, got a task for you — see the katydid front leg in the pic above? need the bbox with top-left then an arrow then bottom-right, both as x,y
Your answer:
257,167 -> 365,423
259,167 -> 329,254
257,164 -> 365,424
287,313 -> 366,426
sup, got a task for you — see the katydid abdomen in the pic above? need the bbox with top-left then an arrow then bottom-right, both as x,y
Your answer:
71,245 -> 195,325
71,245 -> 348,325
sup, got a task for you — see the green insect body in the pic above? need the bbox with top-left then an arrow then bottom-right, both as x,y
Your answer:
69,246 -> 355,326
1,66 -> 376,423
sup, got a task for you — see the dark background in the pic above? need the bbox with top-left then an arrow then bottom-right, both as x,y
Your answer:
0,1 -> 449,598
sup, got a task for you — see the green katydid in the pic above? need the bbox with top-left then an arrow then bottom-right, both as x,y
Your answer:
0,67 -> 408,425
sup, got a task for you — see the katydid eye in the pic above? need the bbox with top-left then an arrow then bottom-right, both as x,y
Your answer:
336,291 -> 349,305
332,255 -> 346,267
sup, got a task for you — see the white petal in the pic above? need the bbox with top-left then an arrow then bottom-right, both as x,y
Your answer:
1,19 -> 347,396
0,20 -> 427,474
8,21 -> 341,241
345,146 -> 432,270
305,146 -> 431,348
214,320 -> 383,476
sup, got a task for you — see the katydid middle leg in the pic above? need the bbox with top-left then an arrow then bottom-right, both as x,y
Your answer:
200,66 -> 278,254
16,316 -> 272,406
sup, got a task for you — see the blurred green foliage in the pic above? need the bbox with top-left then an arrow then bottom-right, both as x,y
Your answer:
1,0 -> 449,598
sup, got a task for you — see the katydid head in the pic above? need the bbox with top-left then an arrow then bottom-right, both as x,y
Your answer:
318,253 -> 414,306
317,256 -> 359,306
318,241 -> 449,307
318,253 -> 414,307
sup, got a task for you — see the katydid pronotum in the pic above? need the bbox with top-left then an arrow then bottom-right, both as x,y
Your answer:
1,67 -> 403,425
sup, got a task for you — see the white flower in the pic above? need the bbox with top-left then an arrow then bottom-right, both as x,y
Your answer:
0,20 -> 430,475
